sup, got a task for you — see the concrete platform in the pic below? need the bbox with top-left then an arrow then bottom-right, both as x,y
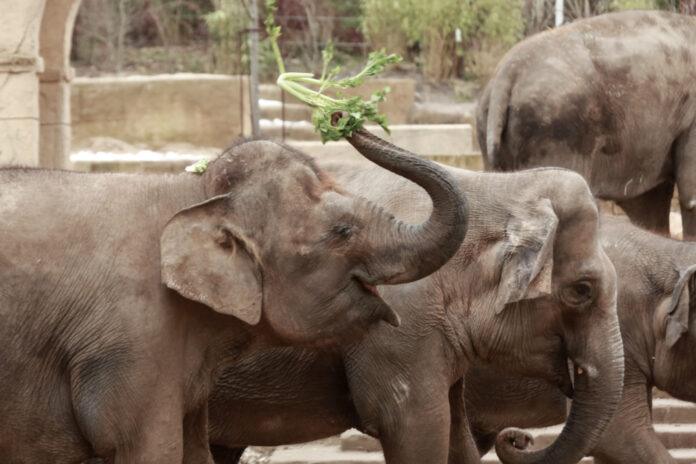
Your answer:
269,444 -> 384,464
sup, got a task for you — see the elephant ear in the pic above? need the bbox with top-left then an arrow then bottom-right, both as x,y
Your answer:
494,199 -> 558,314
160,195 -> 263,325
665,264 -> 696,349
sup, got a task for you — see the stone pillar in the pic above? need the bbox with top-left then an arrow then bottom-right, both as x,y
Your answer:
0,0 -> 46,166
39,0 -> 82,168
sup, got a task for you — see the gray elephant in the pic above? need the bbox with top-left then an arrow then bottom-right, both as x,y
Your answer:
476,10 -> 696,239
206,159 -> 624,464
0,128 -> 468,463
463,215 -> 696,464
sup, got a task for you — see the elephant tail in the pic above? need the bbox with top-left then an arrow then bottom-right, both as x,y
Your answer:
483,72 -> 513,171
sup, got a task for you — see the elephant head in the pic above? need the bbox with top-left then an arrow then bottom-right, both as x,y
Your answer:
473,172 -> 624,464
159,136 -> 467,345
652,264 -> 696,402
341,134 -> 623,464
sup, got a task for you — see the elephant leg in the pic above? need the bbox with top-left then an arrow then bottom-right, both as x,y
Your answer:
448,377 -> 484,464
676,125 -> 696,240
377,384 -> 451,464
591,382 -> 674,464
346,330 -> 454,464
183,404 -> 215,464
71,368 -> 186,464
616,181 -> 674,235
210,446 -> 246,464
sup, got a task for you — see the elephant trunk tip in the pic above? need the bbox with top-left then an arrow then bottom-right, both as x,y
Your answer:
495,427 -> 540,464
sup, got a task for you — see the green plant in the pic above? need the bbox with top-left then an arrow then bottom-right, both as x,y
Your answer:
266,0 -> 402,142
204,0 -> 249,74
358,0 -> 524,81
461,0 -> 524,83
360,0 -> 416,57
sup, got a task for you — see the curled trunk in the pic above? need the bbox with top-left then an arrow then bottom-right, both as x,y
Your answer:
495,321 -> 625,464
339,116 -> 469,284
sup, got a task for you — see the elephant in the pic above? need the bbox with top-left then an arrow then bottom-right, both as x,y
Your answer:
462,215 -> 696,464
0,127 -> 468,464
476,10 -> 696,239
206,159 -> 624,464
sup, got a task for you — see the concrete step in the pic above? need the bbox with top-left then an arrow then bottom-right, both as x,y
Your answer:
655,424 -> 696,449
513,423 -> 696,451
269,444 -> 384,464
259,99 -> 313,121
481,452 -> 593,463
340,429 -> 381,453
653,398 -> 696,424
259,118 -> 321,141
482,450 -> 696,464
671,448 -> 696,463
260,84 -> 302,103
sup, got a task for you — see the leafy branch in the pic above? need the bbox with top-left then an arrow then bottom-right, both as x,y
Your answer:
265,0 -> 402,143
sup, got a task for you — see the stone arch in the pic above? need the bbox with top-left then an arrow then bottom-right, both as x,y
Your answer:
39,0 -> 83,168
0,0 -> 82,167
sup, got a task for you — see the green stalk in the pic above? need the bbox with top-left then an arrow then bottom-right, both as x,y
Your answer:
265,0 -> 402,143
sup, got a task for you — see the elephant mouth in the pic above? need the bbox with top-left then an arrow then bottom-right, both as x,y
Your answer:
361,281 -> 380,297
558,358 -> 575,399
352,276 -> 401,327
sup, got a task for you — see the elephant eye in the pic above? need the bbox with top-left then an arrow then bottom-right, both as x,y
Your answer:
332,224 -> 354,240
560,280 -> 595,308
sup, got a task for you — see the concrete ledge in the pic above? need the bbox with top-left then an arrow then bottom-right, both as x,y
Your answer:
71,74 -> 251,148
289,123 -> 473,159
340,429 -> 381,452
269,444 -> 384,464
68,124 -> 483,173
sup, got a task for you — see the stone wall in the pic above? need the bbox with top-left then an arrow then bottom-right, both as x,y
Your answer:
0,0 -> 46,166
71,74 -> 252,148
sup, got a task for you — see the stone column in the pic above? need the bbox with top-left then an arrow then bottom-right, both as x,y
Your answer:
0,0 -> 46,166
39,0 -> 82,168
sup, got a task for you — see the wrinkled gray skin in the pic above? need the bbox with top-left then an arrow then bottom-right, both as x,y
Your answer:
477,10 -> 696,239
207,161 -> 624,464
0,133 -> 468,464
464,215 -> 696,464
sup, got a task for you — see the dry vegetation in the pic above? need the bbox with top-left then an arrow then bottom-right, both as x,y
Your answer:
71,0 -> 685,83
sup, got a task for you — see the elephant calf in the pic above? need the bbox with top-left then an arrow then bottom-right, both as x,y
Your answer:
464,215 -> 696,464
0,129 -> 467,463
207,161 -> 624,464
477,10 -> 696,238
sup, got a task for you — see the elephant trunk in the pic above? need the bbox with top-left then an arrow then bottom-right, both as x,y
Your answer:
341,118 -> 469,284
494,318 -> 624,464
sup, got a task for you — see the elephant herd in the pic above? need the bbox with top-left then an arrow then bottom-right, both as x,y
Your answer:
0,8 -> 694,464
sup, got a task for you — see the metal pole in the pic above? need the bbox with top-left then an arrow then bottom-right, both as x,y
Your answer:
281,89 -> 286,142
555,0 -> 564,27
249,0 -> 260,137
238,31 -> 245,138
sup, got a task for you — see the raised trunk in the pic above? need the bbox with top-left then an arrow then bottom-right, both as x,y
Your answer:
342,120 -> 469,284
494,321 -> 624,464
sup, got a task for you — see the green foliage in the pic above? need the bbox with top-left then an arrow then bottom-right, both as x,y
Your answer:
610,0 -> 679,9
360,0 -> 416,56
203,0 -> 249,74
359,0 -> 524,81
185,158 -> 210,174
266,0 -> 402,143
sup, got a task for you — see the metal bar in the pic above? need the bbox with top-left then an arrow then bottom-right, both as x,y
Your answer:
281,89 -> 286,143
249,0 -> 260,137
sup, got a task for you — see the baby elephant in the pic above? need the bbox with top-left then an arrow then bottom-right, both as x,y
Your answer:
465,215 -> 696,464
